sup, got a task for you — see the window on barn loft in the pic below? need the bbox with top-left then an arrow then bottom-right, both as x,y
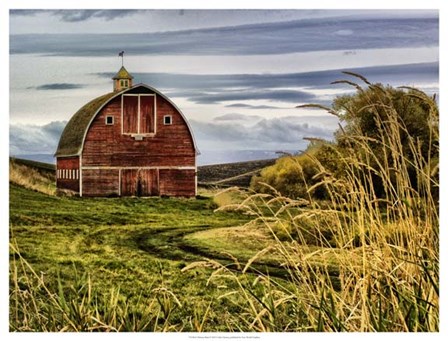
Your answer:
106,115 -> 114,125
164,115 -> 172,125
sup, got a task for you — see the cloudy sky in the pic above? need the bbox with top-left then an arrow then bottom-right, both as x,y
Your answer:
9,9 -> 439,164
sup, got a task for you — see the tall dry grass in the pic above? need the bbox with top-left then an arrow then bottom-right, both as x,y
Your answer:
9,160 -> 56,195
207,81 -> 439,331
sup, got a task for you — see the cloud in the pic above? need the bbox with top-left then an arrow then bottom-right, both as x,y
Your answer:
10,10 -> 141,22
33,83 -> 85,90
188,89 -> 317,104
112,61 -> 438,93
214,113 -> 263,122
128,62 -> 438,105
10,16 -> 438,56
335,29 -> 354,36
190,115 -> 338,150
225,103 -> 283,109
10,121 -> 66,155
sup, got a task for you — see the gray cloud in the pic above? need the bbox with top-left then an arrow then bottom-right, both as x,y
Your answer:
10,16 -> 438,56
112,61 -> 438,97
33,83 -> 85,90
153,62 -> 438,105
188,89 -> 317,104
10,121 -> 66,155
225,103 -> 283,109
191,115 -> 338,150
54,10 -> 140,22
10,10 -> 141,22
214,113 -> 263,122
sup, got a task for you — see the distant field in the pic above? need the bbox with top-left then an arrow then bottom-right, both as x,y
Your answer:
10,157 -> 56,174
197,159 -> 276,187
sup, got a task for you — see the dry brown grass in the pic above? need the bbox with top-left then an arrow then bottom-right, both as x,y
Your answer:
206,81 -> 439,332
9,160 -> 56,195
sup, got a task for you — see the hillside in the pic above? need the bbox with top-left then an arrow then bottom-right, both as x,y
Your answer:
9,157 -> 56,195
197,159 -> 276,187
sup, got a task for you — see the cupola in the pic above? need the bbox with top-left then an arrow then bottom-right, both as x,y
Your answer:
112,66 -> 134,92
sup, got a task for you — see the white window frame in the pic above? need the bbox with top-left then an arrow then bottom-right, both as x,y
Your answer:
163,115 -> 172,125
105,115 -> 114,125
121,94 -> 157,136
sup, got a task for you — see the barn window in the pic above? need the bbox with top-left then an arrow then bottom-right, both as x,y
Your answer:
122,94 -> 156,135
106,115 -> 114,125
164,115 -> 172,125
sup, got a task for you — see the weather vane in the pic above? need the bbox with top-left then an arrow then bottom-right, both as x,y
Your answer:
118,51 -> 125,66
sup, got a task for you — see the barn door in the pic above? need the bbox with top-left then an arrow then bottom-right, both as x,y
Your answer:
120,169 -> 159,196
140,95 -> 155,134
122,95 -> 138,134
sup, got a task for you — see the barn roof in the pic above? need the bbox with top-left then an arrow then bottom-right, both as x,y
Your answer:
112,66 -> 133,80
55,84 -> 199,157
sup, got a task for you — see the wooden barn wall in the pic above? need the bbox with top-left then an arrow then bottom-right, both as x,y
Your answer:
57,179 -> 79,193
57,157 -> 79,169
56,156 -> 80,192
159,169 -> 196,197
82,169 -> 120,197
82,95 -> 195,168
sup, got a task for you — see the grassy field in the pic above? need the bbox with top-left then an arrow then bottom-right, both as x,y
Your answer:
10,181 -> 259,331
9,79 -> 439,332
9,172 -> 345,332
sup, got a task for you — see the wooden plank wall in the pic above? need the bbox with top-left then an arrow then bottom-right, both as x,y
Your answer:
159,169 -> 196,197
82,169 -> 120,197
82,95 -> 195,168
56,156 -> 80,192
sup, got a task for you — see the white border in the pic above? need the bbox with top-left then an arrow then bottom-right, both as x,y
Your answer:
3,2 -> 446,340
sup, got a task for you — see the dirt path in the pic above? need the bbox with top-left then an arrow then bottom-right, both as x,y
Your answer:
132,226 -> 293,279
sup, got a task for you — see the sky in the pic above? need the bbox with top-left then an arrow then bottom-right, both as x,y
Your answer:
8,8 -> 439,165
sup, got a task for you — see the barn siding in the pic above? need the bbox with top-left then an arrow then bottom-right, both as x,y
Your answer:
82,95 -> 195,168
159,169 -> 196,197
56,156 -> 80,193
82,169 -> 120,197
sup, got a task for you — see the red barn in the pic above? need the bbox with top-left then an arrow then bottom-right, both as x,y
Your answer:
55,66 -> 198,197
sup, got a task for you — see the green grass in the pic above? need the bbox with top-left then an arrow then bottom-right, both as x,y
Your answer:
9,183 -> 254,331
